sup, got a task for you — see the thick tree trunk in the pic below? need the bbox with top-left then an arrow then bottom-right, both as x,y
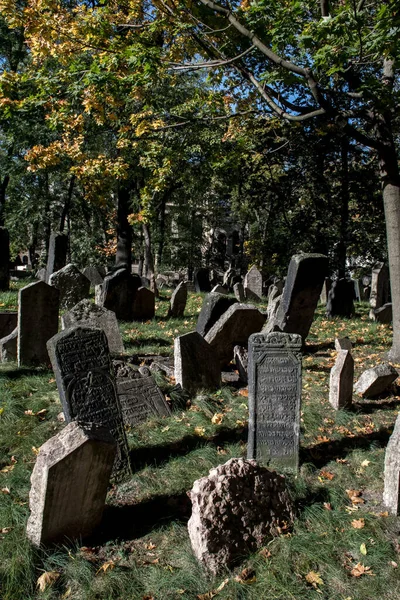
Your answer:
115,185 -> 132,270
157,194 -> 167,269
59,175 -> 75,233
142,222 -> 154,277
337,137 -> 349,279
0,175 -> 10,227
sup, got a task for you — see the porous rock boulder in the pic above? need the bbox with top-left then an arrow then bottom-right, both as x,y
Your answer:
187,457 -> 294,574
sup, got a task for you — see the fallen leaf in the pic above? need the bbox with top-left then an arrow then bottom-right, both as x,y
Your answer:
305,571 -> 324,588
379,511 -> 389,517
346,489 -> 364,505
197,577 -> 229,599
0,527 -> 12,534
62,587 -> 72,599
361,459 -> 370,467
194,427 -> 206,437
360,543 -> 367,555
351,519 -> 365,529
96,560 -> 115,575
350,563 -> 373,577
161,426 -> 170,432
32,447 -> 40,456
145,542 -> 156,550
319,470 -> 335,480
0,464 -> 14,474
211,413 -> 224,425
238,388 -> 248,397
1,487 -> 10,494
36,571 -> 60,592
391,561 -> 398,568
216,447 -> 227,455
259,547 -> 272,559
323,502 -> 332,511
234,567 -> 256,584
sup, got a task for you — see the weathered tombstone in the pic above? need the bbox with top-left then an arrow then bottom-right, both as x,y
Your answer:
0,312 -> 17,339
168,281 -> 187,318
46,232 -> 68,283
62,299 -> 124,354
233,282 -> 245,302
244,265 -> 263,299
335,337 -> 352,351
353,279 -> 361,302
0,327 -> 17,361
371,302 -> 392,324
265,254 -> 328,341
174,331 -> 221,394
266,293 -> 281,324
329,350 -> 354,410
326,278 -> 355,318
234,345 -> 248,383
98,268 -> 141,321
47,327 -> 130,480
247,331 -> 302,471
188,458 -> 294,574
383,413 -> 400,515
0,227 -> 10,291
26,421 -> 116,547
354,363 -> 398,398
194,268 -> 211,293
83,266 -> 105,286
115,368 -> 171,427
370,263 -> 390,310
222,267 -> 235,289
211,284 -> 228,295
132,287 -> 155,320
244,287 -> 262,303
205,304 -> 266,366
18,281 -> 59,366
36,268 -> 47,282
49,264 -> 90,310
196,293 -> 237,337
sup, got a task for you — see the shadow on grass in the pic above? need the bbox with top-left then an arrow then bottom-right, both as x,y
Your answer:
300,425 -> 392,469
129,426 -> 248,473
353,396 -> 400,414
125,338 -> 171,348
304,341 -> 334,354
0,366 -> 51,379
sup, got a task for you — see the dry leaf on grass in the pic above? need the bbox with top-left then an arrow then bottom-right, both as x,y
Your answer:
211,413 -> 224,425
305,571 -> 324,587
197,578 -> 229,599
346,489 -> 365,505
1,487 -> 10,494
350,563 -> 374,577
234,567 -> 256,584
238,388 -> 248,397
319,470 -> 335,480
259,547 -> 272,559
36,571 -> 60,592
360,543 -> 367,555
351,519 -> 365,529
323,502 -> 332,511
194,427 -> 206,437
96,560 -> 115,575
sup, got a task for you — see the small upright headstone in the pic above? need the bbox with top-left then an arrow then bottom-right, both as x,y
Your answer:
18,281 -> 59,366
244,265 -> 262,299
132,287 -> 155,320
233,282 -> 245,302
244,287 -> 261,303
83,266 -> 105,286
383,413 -> 400,515
211,285 -> 228,295
98,268 -> 141,321
196,293 -> 236,337
335,337 -> 352,351
371,302 -> 392,324
61,299 -> 124,354
46,232 -> 68,283
0,312 -> 17,339
0,227 -> 10,291
329,350 -> 354,409
234,345 -> 248,383
194,268 -> 211,293
222,267 -> 235,289
47,327 -> 130,480
174,331 -> 221,394
354,363 -> 398,398
319,278 -> 331,304
49,264 -> 90,310
26,421 -> 116,547
247,332 -> 302,471
326,279 -> 355,318
168,281 -> 187,318
0,327 -> 17,362
370,263 -> 390,310
36,268 -> 47,282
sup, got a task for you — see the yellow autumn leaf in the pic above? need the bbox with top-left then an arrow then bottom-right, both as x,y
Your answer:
194,427 -> 206,437
305,571 -> 324,587
351,519 -> 365,529
211,413 -> 223,425
360,543 -> 367,555
36,571 -> 60,592
96,560 -> 115,575
350,562 -> 373,577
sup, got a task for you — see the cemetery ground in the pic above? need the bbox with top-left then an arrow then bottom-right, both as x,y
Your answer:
0,283 -> 400,600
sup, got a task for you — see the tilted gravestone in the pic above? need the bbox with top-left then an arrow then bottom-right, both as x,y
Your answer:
194,268 -> 211,293
335,337 -> 352,351
233,282 -> 245,302
83,266 -> 105,286
62,299 -> 124,354
234,345 -> 248,383
132,287 -> 155,320
265,253 -> 328,341
174,331 -> 221,394
98,268 -> 141,321
211,285 -> 228,295
196,293 -> 237,337
0,227 -> 10,291
247,332 -> 302,471
371,302 -> 392,324
354,363 -> 398,398
0,312 -> 17,339
46,231 -> 68,283
370,263 -> 390,310
168,281 -> 187,318
244,265 -> 263,299
18,281 -> 59,367
319,278 -> 331,305
47,327 -> 130,480
0,327 -> 17,362
26,421 -> 116,547
329,350 -> 354,410
49,263 -> 90,310
383,413 -> 400,515
326,279 -> 355,318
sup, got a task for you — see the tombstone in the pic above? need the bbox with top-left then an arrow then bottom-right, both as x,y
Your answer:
141,276 -> 150,289
205,304 -> 266,366
132,287 -> 155,321
244,287 -> 261,303
0,327 -> 17,362
383,413 -> 400,515
319,278 -> 331,305
244,265 -> 263,299
194,268 -> 211,293
370,263 -> 390,310
18,281 -> 59,367
354,363 -> 398,398
211,285 -> 228,295
234,345 -> 248,383
47,327 -> 130,480
353,279 -> 361,302
168,281 -> 187,318
26,421 -> 116,547
266,254 -> 328,341
150,357 -> 175,378
49,264 -> 90,310
335,337 -> 352,351
222,267 -> 235,289
36,268 -> 47,282
0,227 -> 10,291
82,266 -> 105,286
247,332 -> 302,471
329,350 -> 354,410
98,268 -> 141,321
62,299 -> 124,354
196,293 -> 237,338
46,232 -> 68,283
233,282 -> 245,302
268,284 -> 281,303
326,279 -> 355,318
0,312 -> 17,339
115,368 -> 171,427
188,458 -> 294,574
174,332 -> 221,395
370,302 -> 392,324
266,293 -> 281,324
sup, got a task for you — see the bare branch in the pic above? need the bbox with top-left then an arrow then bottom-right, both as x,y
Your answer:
168,44 -> 255,70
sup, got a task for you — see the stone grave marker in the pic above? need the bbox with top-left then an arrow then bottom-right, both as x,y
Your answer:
98,268 -> 141,321
0,327 -> 17,362
194,268 -> 211,292
46,231 -> 68,283
234,345 -> 248,383
354,363 -> 398,398
233,282 -> 245,302
36,268 -> 47,282
168,281 -> 187,318
196,293 -> 236,337
244,265 -> 263,299
132,287 -> 155,320
222,267 -> 235,289
26,421 -> 116,547
0,227 -> 10,291
335,337 -> 352,351
247,331 -> 302,471
319,278 -> 331,305
83,266 -> 105,286
18,281 -> 59,367
49,263 -> 90,310
211,285 -> 228,294
244,287 -> 262,303
370,263 -> 390,310
62,299 -> 124,354
174,331 -> 221,394
47,326 -> 130,480
0,312 -> 17,339
329,350 -> 354,410
326,279 -> 355,318
371,302 -> 392,324
383,412 -> 400,515
265,253 -> 328,341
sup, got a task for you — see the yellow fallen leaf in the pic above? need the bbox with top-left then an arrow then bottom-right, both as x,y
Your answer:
360,543 -> 367,555
194,427 -> 206,437
161,426 -> 170,432
361,459 -> 370,467
351,519 -> 365,529
197,578 -> 229,599
1,487 -> 10,494
350,563 -> 373,577
0,464 -> 14,474
62,587 -> 72,599
305,571 -> 324,587
96,560 -> 115,575
36,571 -> 60,592
0,527 -> 12,534
32,447 -> 40,456
145,542 -> 156,550
238,388 -> 248,397
211,413 -> 223,425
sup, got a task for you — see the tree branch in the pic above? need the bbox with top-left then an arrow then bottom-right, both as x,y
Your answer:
168,44 -> 255,70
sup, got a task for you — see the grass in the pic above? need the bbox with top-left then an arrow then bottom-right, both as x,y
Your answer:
1,286 -> 400,599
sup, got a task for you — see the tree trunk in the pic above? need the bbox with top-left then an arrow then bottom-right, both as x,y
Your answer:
142,222 -> 154,277
59,175 -> 75,233
115,185 -> 132,270
0,175 -> 10,227
157,194 -> 167,270
337,137 -> 349,279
